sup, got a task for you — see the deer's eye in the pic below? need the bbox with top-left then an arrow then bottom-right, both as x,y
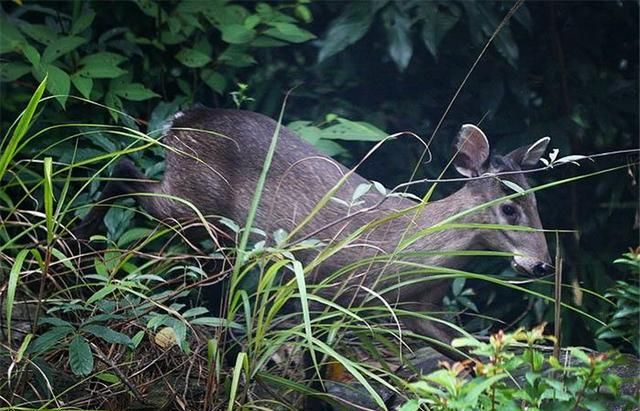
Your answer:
501,204 -> 519,222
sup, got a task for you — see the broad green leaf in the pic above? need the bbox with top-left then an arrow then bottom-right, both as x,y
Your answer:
214,4 -> 249,25
112,82 -> 159,101
384,8 -> 412,71
42,64 -> 70,107
452,277 -> 466,296
71,73 -> 93,99
71,10 -> 96,35
117,227 -> 155,247
218,45 -> 256,67
244,15 -> 261,30
201,69 -> 227,94
86,284 -> 116,305
175,48 -> 212,68
318,3 -> 381,62
78,64 -> 127,79
295,5 -> 312,23
220,24 -> 255,44
0,62 -> 31,82
321,118 -> 388,141
29,326 -> 74,355
463,375 -> 507,405
263,22 -> 315,43
420,3 -> 461,58
95,372 -> 120,384
38,317 -> 74,327
0,16 -> 27,53
398,400 -> 420,411
18,43 -> 41,66
104,92 -> 123,121
80,52 -> 127,67
82,324 -> 133,346
69,335 -> 93,376
19,23 -> 58,45
182,307 -> 209,318
42,36 -> 86,64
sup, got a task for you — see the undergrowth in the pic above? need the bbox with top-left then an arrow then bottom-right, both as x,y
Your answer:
1,78 -> 637,411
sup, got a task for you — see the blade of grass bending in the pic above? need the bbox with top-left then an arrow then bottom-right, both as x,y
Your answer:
227,351 -> 248,411
6,249 -> 30,344
0,76 -> 47,181
553,232 -> 563,359
234,95 -> 290,270
43,157 -> 55,245
292,259 -> 322,385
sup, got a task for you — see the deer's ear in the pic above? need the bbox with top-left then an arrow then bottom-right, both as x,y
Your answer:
453,124 -> 490,177
506,137 -> 550,169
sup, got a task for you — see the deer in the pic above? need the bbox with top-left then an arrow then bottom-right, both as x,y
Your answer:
73,107 -> 553,359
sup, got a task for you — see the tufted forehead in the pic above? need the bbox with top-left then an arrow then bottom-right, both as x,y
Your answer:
489,155 -> 519,173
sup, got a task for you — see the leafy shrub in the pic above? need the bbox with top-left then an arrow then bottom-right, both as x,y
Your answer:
401,325 -> 638,411
597,248 -> 640,355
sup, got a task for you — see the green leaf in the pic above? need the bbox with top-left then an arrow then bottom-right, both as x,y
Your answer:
318,3 -> 380,62
82,324 -> 133,347
112,82 -> 159,101
321,118 -> 388,141
80,52 -> 127,67
71,73 -> 93,99
501,179 -> 525,194
263,22 -> 315,43
71,10 -> 96,35
452,278 -> 465,296
29,326 -> 74,355
86,284 -> 116,305
201,69 -> 227,94
0,16 -> 27,53
77,52 -> 127,79
220,24 -> 255,44
18,43 -> 41,66
218,45 -> 256,67
0,75 -> 47,180
34,64 -> 70,108
463,375 -> 507,405
384,8 -> 412,71
5,249 -> 29,343
0,62 -> 31,82
175,48 -> 212,68
19,23 -> 58,45
42,36 -> 86,64
420,3 -> 460,58
80,64 -> 127,79
117,227 -> 155,247
69,335 -> 94,376
398,399 -> 420,411
95,372 -> 120,384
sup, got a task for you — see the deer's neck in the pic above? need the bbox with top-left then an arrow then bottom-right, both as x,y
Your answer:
405,186 -> 482,269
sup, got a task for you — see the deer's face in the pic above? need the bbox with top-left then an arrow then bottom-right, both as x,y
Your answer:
453,125 -> 553,277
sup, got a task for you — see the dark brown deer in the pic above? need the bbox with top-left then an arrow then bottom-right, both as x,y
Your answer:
74,107 -> 552,353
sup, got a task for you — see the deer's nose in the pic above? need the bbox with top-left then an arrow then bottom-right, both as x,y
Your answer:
533,262 -> 554,276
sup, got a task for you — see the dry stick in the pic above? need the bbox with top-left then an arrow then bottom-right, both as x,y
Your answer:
553,231 -> 563,359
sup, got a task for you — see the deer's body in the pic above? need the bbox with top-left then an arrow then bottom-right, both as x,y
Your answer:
76,107 -> 552,350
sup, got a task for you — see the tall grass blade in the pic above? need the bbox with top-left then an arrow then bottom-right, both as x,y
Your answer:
43,157 -> 55,244
6,249 -> 30,344
0,76 -> 47,181
227,351 -> 247,411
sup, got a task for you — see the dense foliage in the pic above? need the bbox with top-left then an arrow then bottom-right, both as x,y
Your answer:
0,1 -> 638,409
